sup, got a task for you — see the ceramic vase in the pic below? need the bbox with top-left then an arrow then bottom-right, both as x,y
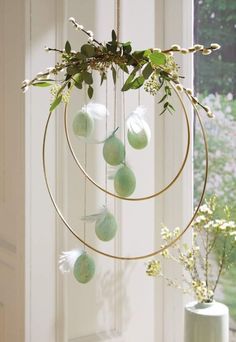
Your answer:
184,301 -> 229,342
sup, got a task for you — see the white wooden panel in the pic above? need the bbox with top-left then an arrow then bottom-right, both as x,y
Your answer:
24,0 -> 59,341
155,1 -> 194,342
0,0 -> 25,341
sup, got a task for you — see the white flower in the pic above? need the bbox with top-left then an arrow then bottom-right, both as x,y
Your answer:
180,48 -> 188,54
227,93 -> 233,101
171,44 -> 181,51
186,88 -> 193,95
199,204 -> 212,214
195,215 -> 206,223
202,49 -> 212,55
68,17 -> 75,23
87,30 -> 94,37
175,83 -> 183,91
44,46 -> 50,51
193,44 -> 204,50
153,48 -> 161,52
210,43 -> 221,50
88,36 -> 94,43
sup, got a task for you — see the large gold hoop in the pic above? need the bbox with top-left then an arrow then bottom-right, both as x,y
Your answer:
42,92 -> 208,261
64,85 -> 191,201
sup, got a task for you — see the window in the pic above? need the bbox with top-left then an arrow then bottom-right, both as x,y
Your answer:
194,1 -> 236,340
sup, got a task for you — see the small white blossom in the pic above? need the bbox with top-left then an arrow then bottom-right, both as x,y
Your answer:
202,49 -> 212,55
176,83 -> 183,91
171,44 -> 181,51
210,43 -> 221,50
68,17 -> 75,23
180,48 -> 188,54
199,204 -> 212,214
186,88 -> 193,96
87,30 -> 94,37
193,44 -> 204,50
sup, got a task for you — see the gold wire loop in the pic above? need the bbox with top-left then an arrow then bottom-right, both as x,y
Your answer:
42,92 -> 208,260
64,85 -> 191,201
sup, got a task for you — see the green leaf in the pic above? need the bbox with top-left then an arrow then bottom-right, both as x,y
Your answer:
65,40 -> 71,54
82,71 -> 93,85
121,72 -> 136,91
119,63 -> 129,73
106,42 -> 117,53
32,82 -> 52,87
50,95 -> 62,112
100,72 -> 107,85
130,75 -> 145,89
142,63 -> 153,79
165,85 -> 171,95
158,94 -> 168,104
144,49 -> 152,57
168,103 -> 175,111
88,85 -> 94,99
112,29 -> 117,42
112,66 -> 116,84
67,65 -> 79,76
149,52 -> 166,66
73,73 -> 83,89
122,42 -> 132,54
81,44 -> 96,57
132,50 -> 146,60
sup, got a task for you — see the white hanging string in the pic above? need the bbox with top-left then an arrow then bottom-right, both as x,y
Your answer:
105,80 -> 108,207
122,71 -> 126,162
83,86 -> 88,250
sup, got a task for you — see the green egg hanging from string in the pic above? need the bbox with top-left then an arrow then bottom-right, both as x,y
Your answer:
114,165 -> 136,197
95,210 -> 118,241
127,106 -> 151,150
103,130 -> 125,165
73,109 -> 94,138
73,252 -> 95,284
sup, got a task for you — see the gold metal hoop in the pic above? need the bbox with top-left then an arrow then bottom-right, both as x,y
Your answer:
42,92 -> 208,260
64,85 -> 191,201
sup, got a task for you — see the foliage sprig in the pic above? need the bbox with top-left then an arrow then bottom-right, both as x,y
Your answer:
146,196 -> 236,303
21,17 -> 221,118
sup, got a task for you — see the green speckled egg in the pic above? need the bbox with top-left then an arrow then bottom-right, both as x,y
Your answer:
114,165 -> 136,197
95,211 -> 117,241
73,110 -> 94,137
103,134 -> 125,165
73,253 -> 95,284
127,129 -> 148,149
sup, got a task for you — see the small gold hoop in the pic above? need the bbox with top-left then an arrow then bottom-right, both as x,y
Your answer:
42,92 -> 208,261
64,84 -> 191,201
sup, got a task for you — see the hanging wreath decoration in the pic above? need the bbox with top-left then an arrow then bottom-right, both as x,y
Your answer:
22,18 -> 220,284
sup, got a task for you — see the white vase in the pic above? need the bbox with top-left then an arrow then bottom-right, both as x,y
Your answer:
184,301 -> 229,342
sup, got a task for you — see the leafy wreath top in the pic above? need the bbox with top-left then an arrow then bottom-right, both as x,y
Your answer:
21,17 -> 220,117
